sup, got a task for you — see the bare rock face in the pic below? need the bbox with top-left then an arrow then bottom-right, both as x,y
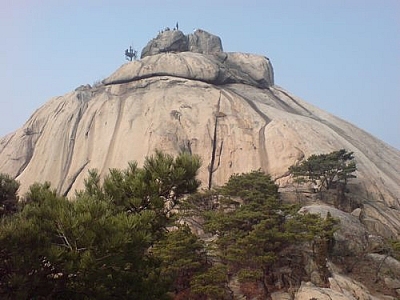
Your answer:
294,277 -> 391,300
188,29 -> 223,54
141,30 -> 189,58
295,281 -> 354,300
140,29 -> 222,59
367,253 -> 400,295
1,29 -> 400,244
104,51 -> 273,89
299,205 -> 369,255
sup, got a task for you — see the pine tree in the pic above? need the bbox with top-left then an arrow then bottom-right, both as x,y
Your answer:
0,151 -> 203,299
200,170 -> 339,296
288,149 -> 356,191
0,173 -> 20,216
152,225 -> 207,297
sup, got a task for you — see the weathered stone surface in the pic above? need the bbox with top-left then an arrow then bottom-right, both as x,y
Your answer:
367,254 -> 400,285
188,29 -> 223,54
294,281 -> 354,300
141,29 -> 222,59
295,273 -> 395,300
103,51 -> 274,89
351,207 -> 362,218
1,29 -> 400,300
141,30 -> 188,58
104,52 -> 220,85
299,205 -> 368,255
361,202 -> 400,239
366,234 -> 385,253
384,278 -> 400,290
328,273 -> 389,300
1,76 -> 400,237
271,291 -> 291,299
0,31 -> 399,242
214,52 -> 274,87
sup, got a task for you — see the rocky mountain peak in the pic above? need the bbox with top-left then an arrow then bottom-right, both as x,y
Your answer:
188,29 -> 223,54
0,28 -> 399,241
141,28 -> 223,58
1,28 -> 400,299
110,29 -> 273,89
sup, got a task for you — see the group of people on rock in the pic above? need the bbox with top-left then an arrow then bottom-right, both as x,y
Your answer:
158,22 -> 179,34
125,22 -> 180,61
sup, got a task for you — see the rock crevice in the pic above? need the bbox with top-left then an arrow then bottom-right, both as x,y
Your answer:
107,29 -> 273,89
141,29 -> 223,58
104,51 -> 274,89
0,29 -> 399,242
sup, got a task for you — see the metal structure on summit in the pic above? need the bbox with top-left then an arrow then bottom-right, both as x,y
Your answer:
125,46 -> 137,61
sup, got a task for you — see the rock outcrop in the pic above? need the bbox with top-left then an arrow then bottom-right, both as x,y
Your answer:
296,205 -> 400,297
299,205 -> 369,256
141,30 -> 189,58
188,29 -> 223,54
1,30 -> 399,239
274,272 -> 398,299
141,29 -> 222,58
1,27 -> 400,299
294,277 -> 393,300
104,51 -> 273,89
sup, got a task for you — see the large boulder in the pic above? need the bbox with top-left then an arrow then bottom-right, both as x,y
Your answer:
103,51 -> 274,89
295,281 -> 355,300
141,30 -> 189,58
141,29 -> 223,59
329,272 -> 396,300
214,52 -> 274,87
188,29 -> 223,54
298,205 -> 368,255
294,276 -> 395,300
361,202 -> 400,239
367,254 -> 400,296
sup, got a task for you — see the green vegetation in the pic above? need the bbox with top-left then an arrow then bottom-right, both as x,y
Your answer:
152,225 -> 207,298
0,151 -> 202,299
0,173 -> 19,216
197,170 -> 338,296
289,149 -> 357,191
289,149 -> 358,210
0,152 -> 341,299
388,240 -> 400,261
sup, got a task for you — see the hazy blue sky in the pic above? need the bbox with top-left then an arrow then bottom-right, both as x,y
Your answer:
1,0 -> 399,149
